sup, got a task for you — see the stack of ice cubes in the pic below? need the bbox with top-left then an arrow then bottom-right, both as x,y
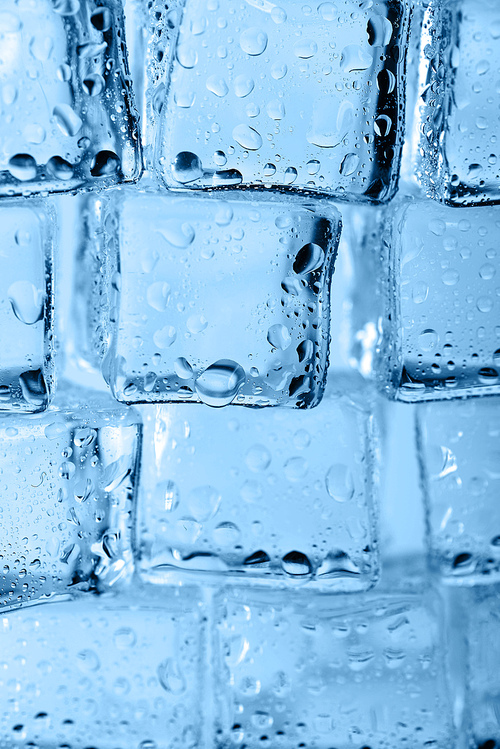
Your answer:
0,0 -> 498,747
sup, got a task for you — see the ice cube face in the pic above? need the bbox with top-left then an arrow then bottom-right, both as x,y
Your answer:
148,0 -> 409,201
467,585 -> 500,748
137,380 -> 380,590
0,393 -> 142,608
379,200 -> 500,402
0,587 -> 205,748
417,398 -> 500,584
76,190 -> 340,408
0,0 -> 142,198
0,201 -> 54,413
417,0 -> 500,206
213,586 -> 455,749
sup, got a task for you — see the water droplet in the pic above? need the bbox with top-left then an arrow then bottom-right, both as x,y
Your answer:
194,359 -> 245,407
153,325 -> 177,349
419,329 -> 438,352
174,357 -> 193,379
157,658 -> 186,694
59,461 -> 76,480
187,485 -> 221,521
91,7 -> 112,31
158,220 -> 195,248
281,550 -> 312,577
240,27 -> 268,56
325,464 -> 355,502
318,2 -> 337,21
8,281 -> 43,325
77,649 -> 100,673
18,369 -> 47,407
90,150 -> 120,177
47,156 -> 74,180
374,114 -> 392,137
267,99 -> 285,120
293,39 -> 318,59
83,73 -> 105,96
307,159 -> 320,175
234,75 -> 254,97
232,124 -> 262,150
293,243 -> 324,274
267,323 -> 291,350
187,315 -> 208,334
172,152 -> 203,184
114,627 -> 136,649
177,44 -> 198,68
442,269 -> 459,286
245,445 -> 271,472
284,457 -> 308,481
412,281 -> 429,304
213,522 -> 240,546
8,154 -> 37,181
53,104 -> 83,137
340,152 -> 359,176
206,74 -> 228,97
147,281 -> 171,311
340,44 -> 373,72
284,166 -> 298,184
73,427 -> 96,447
367,14 -> 393,46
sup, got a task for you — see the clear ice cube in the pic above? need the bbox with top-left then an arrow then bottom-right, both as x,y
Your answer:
417,0 -> 500,206
137,376 -> 380,590
378,200 -> 500,401
0,387 -> 142,608
0,200 -> 54,413
0,586 -> 205,748
74,188 -> 340,408
0,0 -> 142,198
147,0 -> 410,202
213,581 -> 455,749
417,397 -> 500,584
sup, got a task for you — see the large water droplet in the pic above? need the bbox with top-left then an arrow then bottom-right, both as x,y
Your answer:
281,550 -> 313,577
19,370 -> 47,408
177,44 -> 198,68
8,281 -> 43,325
90,150 -> 120,177
8,154 -> 37,181
158,220 -> 195,248
206,74 -> 228,97
293,243 -> 324,274
157,658 -> 186,694
234,75 -> 254,98
194,359 -> 245,407
147,281 -> 171,311
325,464 -> 355,502
53,104 -> 83,137
245,444 -> 271,472
232,124 -> 262,150
340,44 -> 373,72
172,152 -> 203,184
267,323 -> 291,350
240,27 -> 268,56
187,485 -> 221,521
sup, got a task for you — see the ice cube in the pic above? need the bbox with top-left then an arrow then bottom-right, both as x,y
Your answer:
146,0 -> 410,202
213,577 -> 455,749
0,200 -> 54,413
378,200 -> 500,401
417,397 -> 500,584
136,375 -> 380,590
73,188 -> 340,408
417,0 -> 500,206
0,0 -> 142,198
0,387 -> 142,608
0,586 -> 205,747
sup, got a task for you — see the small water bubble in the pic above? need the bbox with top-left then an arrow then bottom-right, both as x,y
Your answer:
240,27 -> 268,56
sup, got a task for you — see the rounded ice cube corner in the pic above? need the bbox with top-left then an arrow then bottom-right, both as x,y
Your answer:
72,187 -> 342,409
0,0 -> 143,199
0,199 -> 56,414
145,0 -> 412,204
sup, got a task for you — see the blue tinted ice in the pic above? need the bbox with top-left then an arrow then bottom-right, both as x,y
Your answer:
417,397 -> 500,584
417,0 -> 500,206
379,200 -> 500,401
213,582 -> 455,749
74,188 -> 340,408
147,0 -> 410,201
0,0 -> 142,197
137,376 -> 380,590
466,585 -> 500,749
0,388 -> 142,608
0,201 -> 54,413
0,587 -> 205,748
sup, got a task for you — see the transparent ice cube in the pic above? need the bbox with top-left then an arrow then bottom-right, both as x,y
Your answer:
417,397 -> 500,584
378,200 -> 500,402
137,376 -> 380,590
0,387 -> 142,609
0,200 -> 54,413
74,188 -> 340,408
0,0 -> 142,198
0,586 -> 205,748
213,580 -> 455,749
417,0 -> 500,206
466,584 -> 500,748
147,0 -> 410,202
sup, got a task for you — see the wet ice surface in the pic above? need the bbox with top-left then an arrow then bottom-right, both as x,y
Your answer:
0,587 -> 204,749
148,0 -> 409,202
213,581 -> 455,749
379,200 -> 500,402
74,188 -> 340,408
417,0 -> 500,206
0,0 -> 142,197
137,377 -> 380,590
417,397 -> 500,585
0,201 -> 54,413
0,388 -> 142,608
